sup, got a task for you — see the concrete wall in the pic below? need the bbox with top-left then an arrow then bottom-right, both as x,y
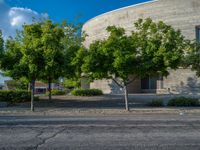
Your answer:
90,79 -> 124,94
82,0 -> 200,94
83,0 -> 200,47
162,69 -> 200,95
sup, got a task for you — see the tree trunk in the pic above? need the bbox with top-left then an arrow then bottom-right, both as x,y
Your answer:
28,83 -> 31,92
124,85 -> 129,111
48,78 -> 52,101
31,80 -> 35,112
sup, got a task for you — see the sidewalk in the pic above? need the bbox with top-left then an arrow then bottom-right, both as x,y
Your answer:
1,107 -> 200,116
0,95 -> 200,116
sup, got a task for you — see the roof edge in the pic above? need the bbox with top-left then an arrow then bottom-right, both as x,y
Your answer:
84,0 -> 159,26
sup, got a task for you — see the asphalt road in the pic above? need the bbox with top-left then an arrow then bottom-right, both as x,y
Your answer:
0,115 -> 200,150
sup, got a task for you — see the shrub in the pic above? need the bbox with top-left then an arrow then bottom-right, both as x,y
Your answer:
148,99 -> 164,107
0,90 -> 31,104
46,89 -> 66,96
5,79 -> 28,90
71,89 -> 103,96
167,97 -> 199,107
34,96 -> 40,101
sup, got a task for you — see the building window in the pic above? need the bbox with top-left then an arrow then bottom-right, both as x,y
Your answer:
141,76 -> 160,90
196,26 -> 200,42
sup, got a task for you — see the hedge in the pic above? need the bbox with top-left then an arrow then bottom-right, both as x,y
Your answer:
46,89 -> 66,96
148,99 -> 164,107
0,90 -> 31,104
71,89 -> 103,96
167,97 -> 199,107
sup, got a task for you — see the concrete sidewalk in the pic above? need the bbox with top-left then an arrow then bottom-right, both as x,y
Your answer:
0,94 -> 200,116
0,107 -> 200,116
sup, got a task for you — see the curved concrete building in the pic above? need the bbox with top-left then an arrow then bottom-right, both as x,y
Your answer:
82,0 -> 200,95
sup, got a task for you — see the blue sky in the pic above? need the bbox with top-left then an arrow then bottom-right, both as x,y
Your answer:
0,0 -> 150,37
5,0 -> 149,23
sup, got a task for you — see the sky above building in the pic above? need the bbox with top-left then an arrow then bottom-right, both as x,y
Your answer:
0,0 -> 150,37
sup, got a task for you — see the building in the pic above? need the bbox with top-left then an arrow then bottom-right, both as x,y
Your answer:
35,81 -> 62,94
0,73 -> 11,90
82,0 -> 200,95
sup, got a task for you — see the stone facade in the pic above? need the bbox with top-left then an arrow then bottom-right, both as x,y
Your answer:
162,69 -> 200,95
82,0 -> 200,95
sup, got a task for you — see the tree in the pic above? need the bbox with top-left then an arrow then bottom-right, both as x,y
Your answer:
20,22 -> 45,111
62,21 -> 85,86
0,30 -> 5,77
82,18 -> 187,111
185,41 -> 200,77
0,30 -> 3,57
0,19 -> 84,111
41,21 -> 84,100
1,23 -> 45,111
40,20 -> 65,101
1,37 -> 24,79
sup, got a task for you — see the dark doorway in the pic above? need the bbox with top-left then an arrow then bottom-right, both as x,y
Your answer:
141,76 -> 160,93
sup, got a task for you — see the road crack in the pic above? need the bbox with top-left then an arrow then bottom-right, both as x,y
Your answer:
34,127 -> 66,150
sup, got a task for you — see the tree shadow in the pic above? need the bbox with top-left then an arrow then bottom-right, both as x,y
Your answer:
171,77 -> 200,96
15,95 -> 146,109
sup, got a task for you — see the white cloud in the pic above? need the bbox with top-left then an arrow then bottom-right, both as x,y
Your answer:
10,16 -> 24,27
0,1 -> 48,38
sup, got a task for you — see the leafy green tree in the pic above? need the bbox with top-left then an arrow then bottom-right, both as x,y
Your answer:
62,21 -> 85,85
0,30 -> 4,77
185,41 -> 200,77
133,18 -> 187,76
71,46 -> 88,84
82,18 -> 187,111
0,30 -> 3,57
82,26 -> 139,111
20,22 -> 45,111
62,21 -> 83,49
1,37 -> 24,78
40,21 -> 84,98
63,78 -> 79,89
0,19 -> 83,111
40,20 -> 65,101
0,26 -> 43,112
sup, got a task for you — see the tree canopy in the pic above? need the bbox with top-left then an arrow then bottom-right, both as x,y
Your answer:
0,19 -> 83,111
185,41 -> 200,77
0,30 -> 3,57
81,18 -> 188,111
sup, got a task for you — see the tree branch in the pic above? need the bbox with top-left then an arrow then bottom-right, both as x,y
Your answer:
125,76 -> 138,85
112,78 -> 124,88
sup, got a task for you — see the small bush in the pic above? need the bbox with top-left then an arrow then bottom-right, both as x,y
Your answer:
46,89 -> 66,96
71,89 -> 103,96
167,97 -> 199,107
0,90 -> 31,104
34,96 -> 40,101
148,99 -> 164,107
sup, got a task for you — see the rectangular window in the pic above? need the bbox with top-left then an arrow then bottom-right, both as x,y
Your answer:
141,77 -> 149,89
196,26 -> 200,42
141,76 -> 160,90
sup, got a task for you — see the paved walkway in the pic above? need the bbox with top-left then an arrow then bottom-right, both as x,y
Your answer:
0,95 -> 199,116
